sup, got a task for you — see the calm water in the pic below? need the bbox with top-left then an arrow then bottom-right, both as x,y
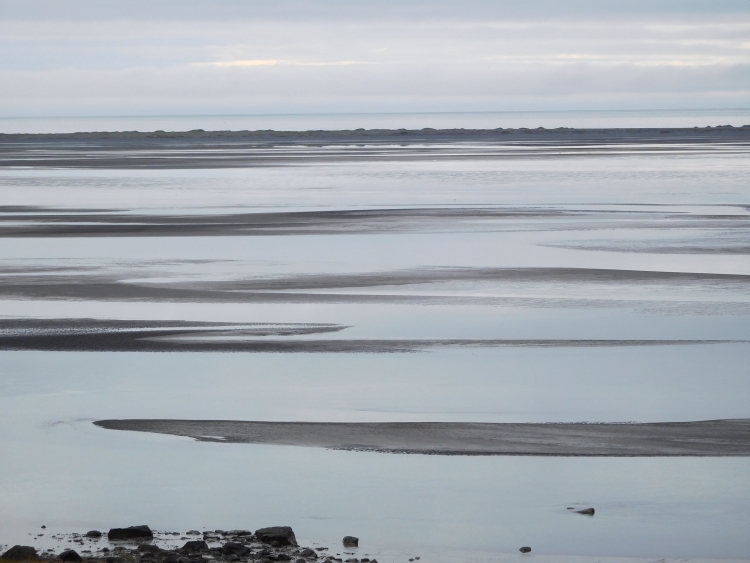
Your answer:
1,131 -> 750,561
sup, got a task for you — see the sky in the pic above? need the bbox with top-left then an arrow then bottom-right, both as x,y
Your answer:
0,0 -> 749,116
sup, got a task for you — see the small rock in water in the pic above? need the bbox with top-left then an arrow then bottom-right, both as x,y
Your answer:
221,543 -> 249,556
519,547 -> 531,553
299,548 -> 317,558
2,546 -> 38,560
342,537 -> 359,548
576,508 -> 595,515
108,526 -> 154,541
41,527 -> 46,530
255,527 -> 297,547
86,531 -> 102,539
137,545 -> 161,554
181,541 -> 209,553
101,548 -> 110,553
59,549 -> 83,562
186,531 -> 200,536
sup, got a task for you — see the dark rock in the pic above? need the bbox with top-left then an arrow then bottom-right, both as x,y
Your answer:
186,531 -> 200,536
181,541 -> 208,553
137,545 -> 161,554
295,560 -> 306,563
341,538 -> 358,549
101,548 -> 110,553
229,530 -> 252,537
519,547 -> 531,553
299,549 -> 317,558
85,531 -> 102,539
277,555 -> 291,562
163,556 -> 179,563
108,526 -> 154,541
220,543 -> 249,557
59,550 -> 82,562
271,541 -> 281,548
255,527 -> 297,547
2,546 -> 38,560
105,558 -> 119,563
576,508 -> 595,515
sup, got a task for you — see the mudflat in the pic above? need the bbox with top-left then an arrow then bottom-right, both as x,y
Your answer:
94,419 -> 750,456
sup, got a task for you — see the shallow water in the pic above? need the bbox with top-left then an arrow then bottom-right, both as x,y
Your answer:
1,136 -> 749,561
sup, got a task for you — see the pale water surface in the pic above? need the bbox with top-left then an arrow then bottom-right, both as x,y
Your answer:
1,127 -> 749,561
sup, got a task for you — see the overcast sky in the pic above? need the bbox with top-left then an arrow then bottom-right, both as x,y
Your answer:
1,0 -> 748,116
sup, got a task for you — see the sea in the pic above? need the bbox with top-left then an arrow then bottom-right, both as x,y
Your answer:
1,110 -> 749,562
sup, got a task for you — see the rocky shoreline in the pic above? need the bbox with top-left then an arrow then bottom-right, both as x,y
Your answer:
1,526 -> 380,563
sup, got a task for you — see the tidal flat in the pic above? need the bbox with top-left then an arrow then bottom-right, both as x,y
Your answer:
1,127 -> 749,561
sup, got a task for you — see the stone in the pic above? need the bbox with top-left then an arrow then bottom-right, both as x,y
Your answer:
519,547 -> 531,553
576,508 -> 595,515
342,538 -> 358,549
101,548 -> 110,553
59,550 -> 83,562
108,526 -> 154,541
220,543 -> 249,557
277,555 -> 292,562
295,560 -> 306,563
186,531 -> 200,536
86,531 -> 102,539
255,527 -> 297,547
2,546 -> 38,560
163,556 -> 179,563
299,549 -> 317,558
181,541 -> 209,553
137,545 -> 161,554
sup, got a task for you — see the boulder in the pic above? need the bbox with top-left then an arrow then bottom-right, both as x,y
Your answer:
519,547 -> 531,554
255,527 -> 297,547
220,543 -> 249,557
137,545 -> 161,554
59,550 -> 83,562
186,531 -> 200,536
299,549 -> 317,558
108,526 -> 154,541
576,508 -> 595,515
86,531 -> 102,539
277,555 -> 291,562
342,537 -> 358,548
181,541 -> 209,553
2,546 -> 38,560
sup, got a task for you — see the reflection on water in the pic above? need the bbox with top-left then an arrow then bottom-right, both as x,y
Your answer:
1,138 -> 749,560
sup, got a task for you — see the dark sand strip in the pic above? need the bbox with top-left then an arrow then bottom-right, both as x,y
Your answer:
0,206 -> 748,238
93,419 -> 750,456
1,267 -> 749,304
0,333 -> 741,354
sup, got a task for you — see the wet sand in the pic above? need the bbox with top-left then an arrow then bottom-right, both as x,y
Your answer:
0,318 -> 733,352
94,419 -> 750,456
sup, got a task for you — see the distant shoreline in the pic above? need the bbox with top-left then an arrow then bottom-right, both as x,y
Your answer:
1,125 -> 748,141
2,126 -> 748,169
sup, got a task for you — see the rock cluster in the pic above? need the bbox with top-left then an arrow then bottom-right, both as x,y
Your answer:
0,527 -> 383,563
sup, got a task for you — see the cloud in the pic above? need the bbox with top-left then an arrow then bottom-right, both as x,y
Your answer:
0,1 -> 749,115
200,60 -> 368,68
